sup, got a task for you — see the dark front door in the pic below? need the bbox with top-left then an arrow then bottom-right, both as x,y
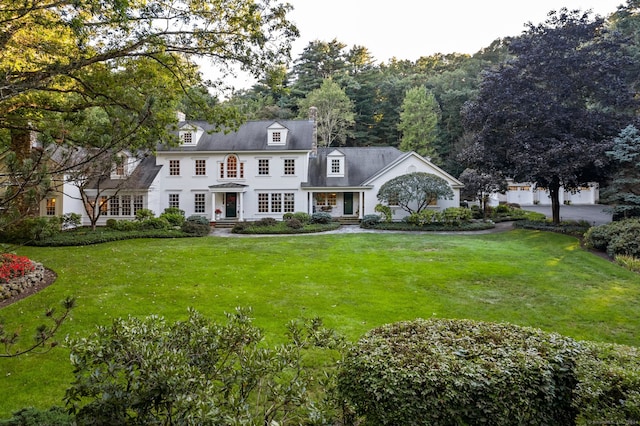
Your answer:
344,192 -> 354,215
225,193 -> 237,218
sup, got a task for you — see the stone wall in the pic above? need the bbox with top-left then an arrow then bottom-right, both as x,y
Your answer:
0,262 -> 45,301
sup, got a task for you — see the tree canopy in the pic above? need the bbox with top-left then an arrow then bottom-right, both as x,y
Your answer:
601,125 -> 640,219
461,8 -> 638,223
377,172 -> 454,214
398,86 -> 441,161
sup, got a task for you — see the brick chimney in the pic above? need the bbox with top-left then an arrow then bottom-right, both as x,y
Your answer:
308,106 -> 318,158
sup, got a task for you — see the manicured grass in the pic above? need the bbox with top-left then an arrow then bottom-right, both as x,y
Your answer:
1,229 -> 639,417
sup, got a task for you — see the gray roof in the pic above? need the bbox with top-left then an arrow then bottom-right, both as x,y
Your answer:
161,120 -> 315,152
86,155 -> 161,190
305,147 -> 405,187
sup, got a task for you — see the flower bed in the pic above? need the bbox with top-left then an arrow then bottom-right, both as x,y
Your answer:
0,254 -> 44,301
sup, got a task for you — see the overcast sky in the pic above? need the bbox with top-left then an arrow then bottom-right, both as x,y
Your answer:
216,0 -> 626,91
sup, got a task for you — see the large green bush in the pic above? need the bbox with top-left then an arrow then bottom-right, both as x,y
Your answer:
574,341 -> 640,424
0,407 -> 74,426
159,207 -> 186,227
584,219 -> 640,257
338,318 -> 581,425
311,212 -> 333,224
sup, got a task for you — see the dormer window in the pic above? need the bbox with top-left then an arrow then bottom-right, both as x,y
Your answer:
268,122 -> 288,146
112,154 -> 130,179
327,150 -> 345,177
180,130 -> 195,145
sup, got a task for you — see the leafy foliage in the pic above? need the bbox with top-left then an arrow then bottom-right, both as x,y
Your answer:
338,318 -> 582,425
462,9 -> 638,223
398,86 -> 441,161
65,308 -> 345,425
584,218 -> 640,257
377,172 -> 454,214
0,407 -> 74,426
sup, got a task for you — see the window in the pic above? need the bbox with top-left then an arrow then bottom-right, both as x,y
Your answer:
195,159 -> 206,176
258,193 -> 269,213
169,160 -> 180,176
45,198 -> 56,216
315,193 -> 336,209
169,193 -> 180,209
115,162 -> 125,176
284,193 -> 295,212
194,193 -> 206,213
109,196 -> 120,216
133,195 -> 144,215
271,193 -> 282,213
121,195 -> 131,216
181,132 -> 193,145
284,159 -> 295,175
258,159 -> 270,175
220,155 -> 244,179
272,132 -> 281,143
331,159 -> 341,174
100,196 -> 108,214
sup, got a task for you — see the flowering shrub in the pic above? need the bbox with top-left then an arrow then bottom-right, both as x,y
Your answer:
0,253 -> 35,284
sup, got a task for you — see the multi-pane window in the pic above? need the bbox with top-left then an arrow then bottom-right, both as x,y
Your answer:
121,195 -> 131,216
169,193 -> 180,209
284,193 -> 295,212
46,198 -> 56,216
220,155 -> 244,179
195,159 -> 206,176
315,193 -> 337,206
133,195 -> 144,215
115,162 -> 125,176
109,196 -> 120,216
169,160 -> 180,176
331,159 -> 341,174
100,196 -> 108,214
181,132 -> 192,144
258,193 -> 269,213
258,159 -> 270,175
257,192 -> 295,213
194,193 -> 206,213
271,193 -> 282,213
272,132 -> 281,143
284,159 -> 295,175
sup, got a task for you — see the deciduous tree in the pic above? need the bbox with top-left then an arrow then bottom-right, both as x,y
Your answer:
398,86 -> 441,161
462,9 -> 638,223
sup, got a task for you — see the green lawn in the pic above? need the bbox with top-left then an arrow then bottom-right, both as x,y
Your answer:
1,229 -> 639,417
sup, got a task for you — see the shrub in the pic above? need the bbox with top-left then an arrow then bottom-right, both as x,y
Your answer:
0,406 -> 74,426
282,212 -> 294,220
185,215 -> 209,226
311,212 -> 332,224
405,210 -> 442,226
338,318 -> 581,426
134,208 -> 155,222
614,254 -> 640,273
0,253 -> 35,284
105,219 -> 118,229
495,203 -> 511,214
584,219 -> 640,257
139,217 -> 170,230
285,218 -> 303,229
574,341 -> 640,424
360,214 -> 381,229
374,204 -> 392,222
292,212 -> 311,223
181,221 -> 210,236
255,217 -> 278,227
442,207 -> 472,225
231,222 -> 250,233
160,208 -> 186,227
4,217 -> 62,242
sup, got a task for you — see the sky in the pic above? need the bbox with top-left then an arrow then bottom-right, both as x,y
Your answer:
216,0 -> 626,90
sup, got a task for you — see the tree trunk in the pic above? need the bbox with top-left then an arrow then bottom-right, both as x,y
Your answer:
548,178 -> 561,224
9,128 -> 35,216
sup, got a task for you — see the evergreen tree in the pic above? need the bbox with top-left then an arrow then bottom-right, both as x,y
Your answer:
398,86 -> 441,162
601,125 -> 640,219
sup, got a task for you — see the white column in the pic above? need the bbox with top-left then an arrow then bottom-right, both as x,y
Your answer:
359,191 -> 364,219
239,192 -> 244,221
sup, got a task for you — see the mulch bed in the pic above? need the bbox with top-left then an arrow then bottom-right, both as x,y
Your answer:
0,268 -> 57,309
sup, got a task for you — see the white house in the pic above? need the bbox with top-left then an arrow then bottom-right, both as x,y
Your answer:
46,118 -> 463,225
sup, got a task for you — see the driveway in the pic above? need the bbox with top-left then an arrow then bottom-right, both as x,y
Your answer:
522,204 -> 612,226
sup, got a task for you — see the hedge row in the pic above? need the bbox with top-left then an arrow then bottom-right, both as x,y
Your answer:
338,318 -> 640,425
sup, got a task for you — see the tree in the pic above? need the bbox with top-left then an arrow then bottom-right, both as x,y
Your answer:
377,172 -> 454,214
298,78 -> 355,147
398,86 -> 441,161
459,168 -> 507,216
65,308 -> 346,425
461,9 -> 638,223
0,0 -> 297,220
601,125 -> 640,219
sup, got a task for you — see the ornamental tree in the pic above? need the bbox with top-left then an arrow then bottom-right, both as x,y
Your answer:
459,168 -> 507,216
377,172 -> 454,214
461,9 -> 638,223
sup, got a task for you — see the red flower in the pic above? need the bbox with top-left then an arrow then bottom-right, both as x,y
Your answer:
0,254 -> 35,284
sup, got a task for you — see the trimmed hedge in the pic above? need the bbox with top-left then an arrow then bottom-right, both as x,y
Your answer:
584,219 -> 640,257
338,319 -> 581,425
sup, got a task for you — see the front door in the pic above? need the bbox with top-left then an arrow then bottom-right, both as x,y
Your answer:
225,192 -> 237,218
344,192 -> 354,215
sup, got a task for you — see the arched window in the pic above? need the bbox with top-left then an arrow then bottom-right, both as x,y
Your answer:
220,155 -> 244,179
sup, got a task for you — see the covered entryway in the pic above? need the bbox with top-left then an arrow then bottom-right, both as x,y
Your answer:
209,183 -> 248,222
343,192 -> 354,215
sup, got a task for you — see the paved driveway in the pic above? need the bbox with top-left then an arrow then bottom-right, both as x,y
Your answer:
522,204 -> 612,226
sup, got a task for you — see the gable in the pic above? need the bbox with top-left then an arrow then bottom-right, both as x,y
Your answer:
363,152 -> 463,188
